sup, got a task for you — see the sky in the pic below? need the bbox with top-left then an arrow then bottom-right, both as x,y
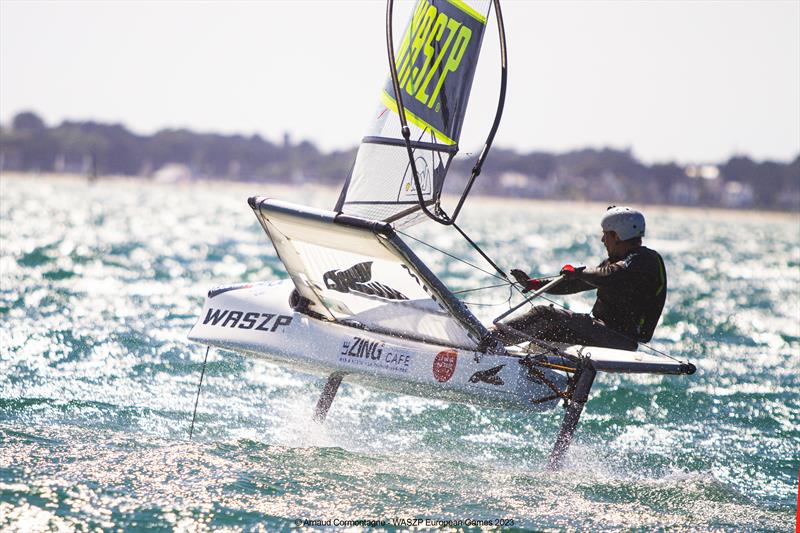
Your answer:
1,0 -> 798,164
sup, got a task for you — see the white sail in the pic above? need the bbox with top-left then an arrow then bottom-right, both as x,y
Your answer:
336,0 -> 493,227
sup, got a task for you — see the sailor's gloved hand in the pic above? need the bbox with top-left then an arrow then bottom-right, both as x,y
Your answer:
509,269 -> 530,285
510,268 -> 545,293
559,264 -> 585,279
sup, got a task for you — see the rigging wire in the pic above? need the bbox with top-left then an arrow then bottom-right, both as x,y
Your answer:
456,284 -> 516,307
460,296 -> 515,308
397,229 -> 509,283
452,282 -> 510,294
453,221 -> 509,280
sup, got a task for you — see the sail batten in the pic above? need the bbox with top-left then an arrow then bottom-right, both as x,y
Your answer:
337,0 -> 492,227
361,136 -> 459,154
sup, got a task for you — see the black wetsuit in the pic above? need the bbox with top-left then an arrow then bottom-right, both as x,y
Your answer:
500,246 -> 667,350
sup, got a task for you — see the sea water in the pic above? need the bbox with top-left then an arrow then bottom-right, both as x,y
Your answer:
1,174 -> 797,531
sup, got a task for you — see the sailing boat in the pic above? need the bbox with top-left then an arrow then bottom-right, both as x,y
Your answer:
188,0 -> 694,468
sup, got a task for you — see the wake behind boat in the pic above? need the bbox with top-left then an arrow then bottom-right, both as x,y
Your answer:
188,0 -> 694,468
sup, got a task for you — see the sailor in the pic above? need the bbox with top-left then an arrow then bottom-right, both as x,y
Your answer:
494,206 -> 667,351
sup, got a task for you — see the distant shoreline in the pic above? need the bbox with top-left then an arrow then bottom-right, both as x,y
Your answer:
4,111 -> 797,212
4,171 -> 797,220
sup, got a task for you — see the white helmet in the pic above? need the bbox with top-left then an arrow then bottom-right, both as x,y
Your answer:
601,206 -> 645,241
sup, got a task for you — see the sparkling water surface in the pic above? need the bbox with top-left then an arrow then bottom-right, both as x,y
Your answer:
1,175 -> 797,531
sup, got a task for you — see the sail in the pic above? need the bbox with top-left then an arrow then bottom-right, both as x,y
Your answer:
336,0 -> 493,227
250,198 -> 488,349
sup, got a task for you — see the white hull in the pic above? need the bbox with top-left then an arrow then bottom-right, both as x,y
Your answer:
188,279 -> 568,411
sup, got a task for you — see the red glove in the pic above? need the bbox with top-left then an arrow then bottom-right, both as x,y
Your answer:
560,264 -> 587,278
523,277 -> 545,293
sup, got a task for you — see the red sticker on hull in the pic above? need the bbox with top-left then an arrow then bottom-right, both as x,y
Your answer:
432,349 -> 458,382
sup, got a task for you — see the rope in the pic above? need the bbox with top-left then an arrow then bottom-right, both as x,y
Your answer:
189,346 -> 210,439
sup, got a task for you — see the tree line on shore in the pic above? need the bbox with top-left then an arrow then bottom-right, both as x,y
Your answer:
2,111 -> 797,210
